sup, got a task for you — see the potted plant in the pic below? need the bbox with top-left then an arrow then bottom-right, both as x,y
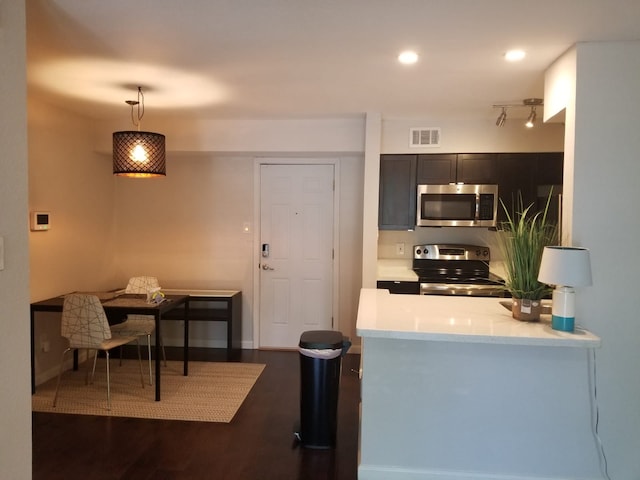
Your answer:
497,193 -> 558,321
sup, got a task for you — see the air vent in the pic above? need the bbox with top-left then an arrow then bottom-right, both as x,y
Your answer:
409,127 -> 441,147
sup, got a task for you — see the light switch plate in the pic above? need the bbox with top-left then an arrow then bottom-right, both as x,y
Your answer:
0,236 -> 4,270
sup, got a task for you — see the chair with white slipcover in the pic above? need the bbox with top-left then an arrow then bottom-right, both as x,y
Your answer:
110,276 -> 167,385
53,294 -> 144,410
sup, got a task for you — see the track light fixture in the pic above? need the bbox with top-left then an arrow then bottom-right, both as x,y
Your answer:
492,98 -> 543,128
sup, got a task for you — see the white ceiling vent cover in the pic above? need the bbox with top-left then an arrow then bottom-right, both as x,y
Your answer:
409,127 -> 441,147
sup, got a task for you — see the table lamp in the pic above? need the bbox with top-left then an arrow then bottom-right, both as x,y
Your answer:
537,246 -> 592,332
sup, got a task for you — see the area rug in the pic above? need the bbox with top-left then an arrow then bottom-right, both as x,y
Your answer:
32,360 -> 265,423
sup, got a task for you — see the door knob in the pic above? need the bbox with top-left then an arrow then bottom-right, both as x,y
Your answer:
261,264 -> 275,271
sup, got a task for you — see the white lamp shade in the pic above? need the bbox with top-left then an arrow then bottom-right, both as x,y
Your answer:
538,246 -> 592,287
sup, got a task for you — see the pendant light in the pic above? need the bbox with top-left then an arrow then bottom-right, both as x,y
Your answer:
113,86 -> 166,178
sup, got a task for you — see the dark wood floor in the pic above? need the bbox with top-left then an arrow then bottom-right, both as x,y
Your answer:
32,348 -> 361,480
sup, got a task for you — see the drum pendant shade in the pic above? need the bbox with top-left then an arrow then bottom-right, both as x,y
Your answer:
113,86 -> 166,178
113,130 -> 166,178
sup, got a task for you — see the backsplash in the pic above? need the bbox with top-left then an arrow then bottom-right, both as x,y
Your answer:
378,228 -> 502,261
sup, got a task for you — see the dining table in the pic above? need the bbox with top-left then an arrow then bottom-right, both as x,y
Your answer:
30,292 -> 189,401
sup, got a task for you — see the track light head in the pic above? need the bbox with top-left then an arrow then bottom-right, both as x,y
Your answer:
496,107 -> 507,127
525,107 -> 537,128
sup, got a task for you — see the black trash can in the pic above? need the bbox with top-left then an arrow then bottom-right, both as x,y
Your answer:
298,330 -> 351,449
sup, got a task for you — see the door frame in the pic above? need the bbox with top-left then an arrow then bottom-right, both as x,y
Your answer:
252,157 -> 341,349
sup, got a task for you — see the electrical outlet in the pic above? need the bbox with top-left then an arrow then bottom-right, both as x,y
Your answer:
395,243 -> 405,256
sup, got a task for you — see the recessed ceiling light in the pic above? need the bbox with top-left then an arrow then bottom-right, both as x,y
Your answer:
504,50 -> 526,62
398,50 -> 419,65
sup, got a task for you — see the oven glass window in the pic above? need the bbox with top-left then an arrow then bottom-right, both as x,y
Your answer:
421,194 -> 475,220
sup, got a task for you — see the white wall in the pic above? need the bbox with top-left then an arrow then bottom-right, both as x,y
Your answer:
360,336 -> 601,479
545,47 -> 578,244
94,116 -> 366,155
362,113 -> 382,288
112,154 -> 255,347
569,41 -> 640,479
28,99 -> 117,384
0,0 -> 32,478
382,115 -> 564,154
111,152 -> 364,348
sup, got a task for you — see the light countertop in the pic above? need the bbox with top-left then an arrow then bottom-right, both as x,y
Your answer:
356,288 -> 600,348
376,259 -> 418,281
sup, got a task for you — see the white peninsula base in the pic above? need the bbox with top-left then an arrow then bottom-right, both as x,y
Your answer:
357,289 -> 603,480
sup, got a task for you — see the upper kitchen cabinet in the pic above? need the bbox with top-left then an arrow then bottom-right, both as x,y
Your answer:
417,153 -> 498,184
457,154 -> 498,184
496,152 -> 563,224
416,154 -> 456,184
379,154 -> 417,230
536,152 -> 563,186
378,152 -> 562,230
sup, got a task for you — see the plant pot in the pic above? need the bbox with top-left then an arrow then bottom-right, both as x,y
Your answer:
511,298 -> 542,322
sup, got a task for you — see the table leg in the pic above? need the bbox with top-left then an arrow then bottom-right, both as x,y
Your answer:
227,298 -> 233,359
30,308 -> 35,394
184,299 -> 189,376
155,313 -> 161,401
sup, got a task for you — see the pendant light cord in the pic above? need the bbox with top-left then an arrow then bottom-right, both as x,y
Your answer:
128,86 -> 146,131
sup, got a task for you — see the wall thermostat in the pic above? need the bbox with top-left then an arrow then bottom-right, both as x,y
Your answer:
30,211 -> 50,231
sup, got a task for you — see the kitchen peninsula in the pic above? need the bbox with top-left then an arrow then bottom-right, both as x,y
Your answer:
356,288 -> 602,480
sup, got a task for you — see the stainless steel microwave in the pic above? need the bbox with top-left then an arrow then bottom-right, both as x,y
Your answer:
416,184 -> 498,227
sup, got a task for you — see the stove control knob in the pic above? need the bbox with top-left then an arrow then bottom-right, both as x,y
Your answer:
416,249 -> 422,255
483,249 -> 489,257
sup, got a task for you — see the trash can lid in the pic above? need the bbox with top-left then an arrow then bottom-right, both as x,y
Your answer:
299,330 -> 344,350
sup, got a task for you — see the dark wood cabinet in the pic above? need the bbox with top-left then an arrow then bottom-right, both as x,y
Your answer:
379,154 -> 417,230
379,152 -> 562,230
536,152 -> 564,186
496,152 -> 563,224
417,153 -> 497,184
457,153 -> 498,184
377,281 -> 420,295
416,154 -> 456,184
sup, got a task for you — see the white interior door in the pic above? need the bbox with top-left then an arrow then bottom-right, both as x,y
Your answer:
259,163 -> 335,348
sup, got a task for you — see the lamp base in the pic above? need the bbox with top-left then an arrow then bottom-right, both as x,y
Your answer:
551,286 -> 576,332
551,315 -> 574,332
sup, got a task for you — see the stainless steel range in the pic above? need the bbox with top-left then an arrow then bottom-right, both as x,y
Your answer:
413,244 -> 506,297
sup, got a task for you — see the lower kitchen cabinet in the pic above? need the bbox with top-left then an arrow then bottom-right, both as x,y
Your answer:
376,281 -> 420,295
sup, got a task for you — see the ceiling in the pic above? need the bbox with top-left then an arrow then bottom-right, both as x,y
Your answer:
26,0 -> 640,123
